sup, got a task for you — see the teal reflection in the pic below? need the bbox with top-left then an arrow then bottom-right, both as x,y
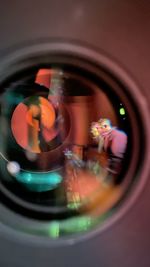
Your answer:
15,171 -> 62,192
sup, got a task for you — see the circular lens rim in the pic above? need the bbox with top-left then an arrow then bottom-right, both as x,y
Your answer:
0,40 -> 150,244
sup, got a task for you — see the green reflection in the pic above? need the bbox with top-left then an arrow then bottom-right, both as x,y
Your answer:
48,222 -> 60,238
47,213 -> 110,238
47,216 -> 98,238
17,212 -> 112,239
119,107 -> 126,115
60,216 -> 92,233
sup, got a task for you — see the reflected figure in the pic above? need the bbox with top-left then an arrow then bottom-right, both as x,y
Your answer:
26,96 -> 56,153
91,118 -> 127,175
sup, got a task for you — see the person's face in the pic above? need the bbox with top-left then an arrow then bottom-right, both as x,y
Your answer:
98,122 -> 111,135
91,121 -> 111,139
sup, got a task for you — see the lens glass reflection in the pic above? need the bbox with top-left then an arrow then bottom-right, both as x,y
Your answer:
0,65 -> 130,238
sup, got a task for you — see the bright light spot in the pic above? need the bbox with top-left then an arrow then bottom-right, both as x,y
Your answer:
7,161 -> 20,175
119,107 -> 126,115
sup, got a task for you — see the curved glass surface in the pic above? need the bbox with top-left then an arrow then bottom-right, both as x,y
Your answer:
0,65 -> 131,238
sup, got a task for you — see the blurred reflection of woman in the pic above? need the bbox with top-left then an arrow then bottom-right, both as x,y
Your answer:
26,97 -> 56,153
91,118 -> 127,174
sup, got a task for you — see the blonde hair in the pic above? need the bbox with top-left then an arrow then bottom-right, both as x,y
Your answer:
98,118 -> 112,127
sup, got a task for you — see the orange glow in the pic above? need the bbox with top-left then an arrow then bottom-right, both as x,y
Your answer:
35,69 -> 51,88
39,97 -> 55,129
11,97 -> 57,153
26,97 -> 55,130
11,103 -> 28,149
66,167 -> 122,216
26,105 -> 40,130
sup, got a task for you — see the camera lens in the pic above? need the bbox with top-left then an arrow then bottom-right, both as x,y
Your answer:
0,46 -> 145,240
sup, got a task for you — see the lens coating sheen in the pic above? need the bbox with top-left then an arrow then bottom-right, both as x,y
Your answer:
0,63 -> 133,239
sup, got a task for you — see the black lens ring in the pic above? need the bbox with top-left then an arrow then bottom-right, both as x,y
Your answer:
0,40 -> 150,243
0,58 -> 137,215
